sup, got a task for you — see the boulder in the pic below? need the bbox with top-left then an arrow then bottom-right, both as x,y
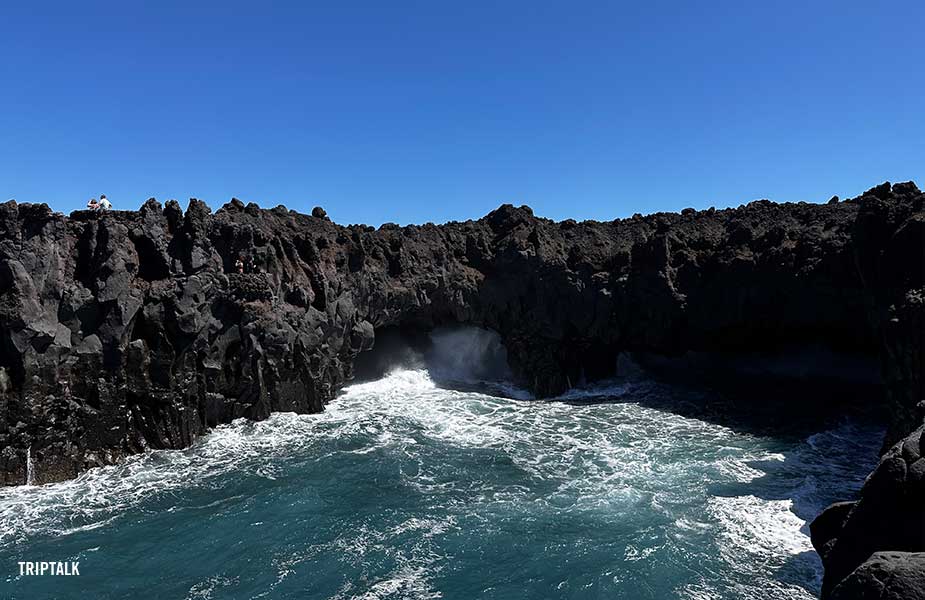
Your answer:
831,552 -> 925,600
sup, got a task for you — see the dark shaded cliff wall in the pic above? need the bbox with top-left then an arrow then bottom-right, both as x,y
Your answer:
809,185 -> 925,599
1,183 -> 920,487
1,182 -> 921,596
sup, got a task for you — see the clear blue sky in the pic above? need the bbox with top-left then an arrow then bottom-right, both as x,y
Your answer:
1,1 -> 922,225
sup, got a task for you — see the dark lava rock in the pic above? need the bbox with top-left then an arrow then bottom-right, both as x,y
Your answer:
0,182 -> 923,596
830,552 -> 925,600
311,206 -> 328,219
811,500 -> 856,561
0,182 -> 921,487
814,425 -> 925,597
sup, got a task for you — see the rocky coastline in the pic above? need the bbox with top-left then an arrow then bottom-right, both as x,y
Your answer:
0,182 -> 922,597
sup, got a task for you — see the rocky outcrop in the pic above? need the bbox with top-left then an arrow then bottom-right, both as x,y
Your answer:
829,552 -> 925,600
851,183 -> 925,449
0,183 -> 922,592
808,182 -> 925,598
813,425 -> 925,597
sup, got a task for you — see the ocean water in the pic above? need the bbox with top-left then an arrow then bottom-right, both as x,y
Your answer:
0,368 -> 882,600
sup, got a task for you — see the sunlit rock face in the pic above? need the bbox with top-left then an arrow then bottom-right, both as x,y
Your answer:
0,183 -> 921,591
0,183 -> 921,485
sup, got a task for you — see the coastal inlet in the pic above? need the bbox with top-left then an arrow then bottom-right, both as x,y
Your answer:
0,357 -> 882,599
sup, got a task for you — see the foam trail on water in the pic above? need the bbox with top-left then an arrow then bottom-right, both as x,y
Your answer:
0,367 -> 883,600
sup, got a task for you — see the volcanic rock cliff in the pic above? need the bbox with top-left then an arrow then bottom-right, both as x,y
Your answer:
0,183 -> 922,596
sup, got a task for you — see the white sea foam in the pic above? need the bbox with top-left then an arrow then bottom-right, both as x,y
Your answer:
0,366 -> 882,599
186,575 -> 240,600
710,495 -> 812,558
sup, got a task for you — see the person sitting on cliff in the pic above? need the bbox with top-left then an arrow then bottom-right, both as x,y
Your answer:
98,195 -> 112,210
87,198 -> 99,210
235,257 -> 244,274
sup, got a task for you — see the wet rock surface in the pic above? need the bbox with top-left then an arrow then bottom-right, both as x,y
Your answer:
0,183 -> 922,595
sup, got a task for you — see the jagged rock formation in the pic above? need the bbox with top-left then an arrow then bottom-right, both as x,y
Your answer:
0,183 -> 922,595
807,184 -> 925,598
813,425 -> 925,598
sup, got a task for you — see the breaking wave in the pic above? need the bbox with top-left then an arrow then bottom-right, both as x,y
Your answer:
0,368 -> 882,599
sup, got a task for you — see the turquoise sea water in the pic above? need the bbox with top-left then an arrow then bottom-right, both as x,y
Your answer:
0,369 -> 881,600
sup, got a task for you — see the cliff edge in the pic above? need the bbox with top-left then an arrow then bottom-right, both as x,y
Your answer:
0,183 -> 922,596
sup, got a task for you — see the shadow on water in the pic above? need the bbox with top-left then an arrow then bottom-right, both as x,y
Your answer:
353,326 -> 888,597
720,420 -> 881,593
558,370 -> 885,441
356,324 -> 886,439
777,550 -> 827,594
553,369 -> 885,598
555,374 -> 885,515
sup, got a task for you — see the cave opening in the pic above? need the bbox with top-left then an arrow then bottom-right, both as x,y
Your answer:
351,323 -> 431,384
352,322 -> 525,398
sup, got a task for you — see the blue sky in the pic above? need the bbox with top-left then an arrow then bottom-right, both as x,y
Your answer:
1,1 -> 922,225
